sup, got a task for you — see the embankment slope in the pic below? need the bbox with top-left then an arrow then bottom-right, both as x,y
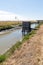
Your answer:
2,25 -> 43,65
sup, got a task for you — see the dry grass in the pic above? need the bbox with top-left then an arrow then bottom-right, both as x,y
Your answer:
0,21 -> 22,31
0,21 -> 21,26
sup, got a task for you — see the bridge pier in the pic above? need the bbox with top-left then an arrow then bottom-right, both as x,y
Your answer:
22,22 -> 31,35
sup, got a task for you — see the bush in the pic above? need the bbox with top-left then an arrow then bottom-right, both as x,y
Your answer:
0,55 -> 6,63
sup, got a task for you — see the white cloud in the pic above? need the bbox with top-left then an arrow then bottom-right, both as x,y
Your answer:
0,10 -> 28,21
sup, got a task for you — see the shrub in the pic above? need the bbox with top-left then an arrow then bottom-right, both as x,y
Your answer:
0,55 -> 6,63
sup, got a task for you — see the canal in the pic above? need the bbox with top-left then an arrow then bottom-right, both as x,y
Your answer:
0,24 -> 38,54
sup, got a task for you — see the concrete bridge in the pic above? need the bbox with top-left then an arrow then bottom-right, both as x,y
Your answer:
22,21 -> 40,35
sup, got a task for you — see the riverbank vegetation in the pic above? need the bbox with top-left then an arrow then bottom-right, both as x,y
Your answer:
0,21 -> 21,31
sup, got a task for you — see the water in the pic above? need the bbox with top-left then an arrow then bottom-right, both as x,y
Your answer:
0,29 -> 22,54
31,23 -> 38,28
0,24 -> 38,54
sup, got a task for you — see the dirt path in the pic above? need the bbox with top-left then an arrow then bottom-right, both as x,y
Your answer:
2,25 -> 43,65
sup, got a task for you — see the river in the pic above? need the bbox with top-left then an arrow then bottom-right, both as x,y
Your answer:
0,24 -> 38,54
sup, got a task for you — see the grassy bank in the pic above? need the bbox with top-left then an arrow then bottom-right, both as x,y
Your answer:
0,21 -> 21,31
0,31 -> 37,63
0,23 -> 41,64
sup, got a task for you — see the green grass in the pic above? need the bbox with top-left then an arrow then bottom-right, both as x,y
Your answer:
0,55 -> 6,63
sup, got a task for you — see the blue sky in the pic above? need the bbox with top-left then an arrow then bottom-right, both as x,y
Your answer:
0,0 -> 43,20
